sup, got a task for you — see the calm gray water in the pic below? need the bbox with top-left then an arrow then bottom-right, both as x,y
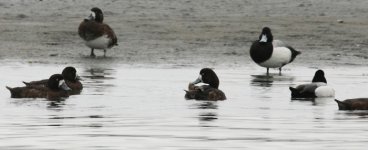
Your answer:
1,62 -> 368,150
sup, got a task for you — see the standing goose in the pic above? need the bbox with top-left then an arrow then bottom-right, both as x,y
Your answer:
78,7 -> 118,57
289,70 -> 335,98
250,27 -> 301,75
185,68 -> 226,101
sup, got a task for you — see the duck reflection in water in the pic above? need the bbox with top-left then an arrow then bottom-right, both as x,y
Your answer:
199,112 -> 218,122
251,73 -> 294,87
82,67 -> 116,94
251,74 -> 274,87
192,101 -> 219,122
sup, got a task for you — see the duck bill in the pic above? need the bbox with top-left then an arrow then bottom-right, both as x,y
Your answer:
85,11 -> 95,21
260,34 -> 267,42
76,75 -> 82,81
191,75 -> 202,84
59,80 -> 71,91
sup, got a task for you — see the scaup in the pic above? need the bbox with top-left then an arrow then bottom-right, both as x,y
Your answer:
289,70 -> 335,98
250,27 -> 301,75
78,7 -> 118,57
185,68 -> 226,101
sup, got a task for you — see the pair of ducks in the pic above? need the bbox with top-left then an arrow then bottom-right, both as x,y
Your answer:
6,67 -> 83,100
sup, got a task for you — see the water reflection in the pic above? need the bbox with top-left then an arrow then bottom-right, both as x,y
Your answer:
83,68 -> 115,80
342,111 -> 368,118
189,101 -> 219,123
198,112 -> 218,122
8,98 -> 67,110
193,101 -> 218,109
250,74 -> 295,87
250,75 -> 274,87
46,99 -> 66,110
82,67 -> 116,94
291,97 -> 334,106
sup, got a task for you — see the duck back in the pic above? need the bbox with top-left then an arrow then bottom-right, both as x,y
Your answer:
6,86 -> 47,98
185,85 -> 226,101
335,98 -> 368,110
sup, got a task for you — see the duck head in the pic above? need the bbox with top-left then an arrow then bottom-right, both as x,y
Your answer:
258,27 -> 273,43
312,70 -> 327,83
85,7 -> 104,23
192,68 -> 220,89
48,74 -> 71,91
62,66 -> 81,82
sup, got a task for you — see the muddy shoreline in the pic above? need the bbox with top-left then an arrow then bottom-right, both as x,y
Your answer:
0,0 -> 368,68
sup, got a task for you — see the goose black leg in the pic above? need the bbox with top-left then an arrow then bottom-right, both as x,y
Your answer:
103,49 -> 106,57
266,68 -> 269,76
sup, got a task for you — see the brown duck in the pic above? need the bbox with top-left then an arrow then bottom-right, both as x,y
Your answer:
335,98 -> 368,110
185,68 -> 226,101
6,74 -> 71,100
78,7 -> 118,57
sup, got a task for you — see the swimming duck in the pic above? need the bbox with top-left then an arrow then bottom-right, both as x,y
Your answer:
289,70 -> 335,98
23,66 -> 83,94
250,27 -> 301,75
185,68 -> 226,101
335,98 -> 368,110
6,74 -> 71,100
78,7 -> 118,57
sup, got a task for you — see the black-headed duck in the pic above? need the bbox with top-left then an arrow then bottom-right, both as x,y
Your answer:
78,7 -> 118,57
250,27 -> 301,75
185,68 -> 226,101
6,74 -> 71,100
289,70 -> 334,98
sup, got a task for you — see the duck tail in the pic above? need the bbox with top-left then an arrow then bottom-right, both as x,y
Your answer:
6,86 -> 15,98
184,90 -> 196,100
6,86 -> 12,91
289,87 -> 299,97
287,46 -> 301,62
335,99 -> 350,110
289,87 -> 297,92
22,81 -> 30,86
